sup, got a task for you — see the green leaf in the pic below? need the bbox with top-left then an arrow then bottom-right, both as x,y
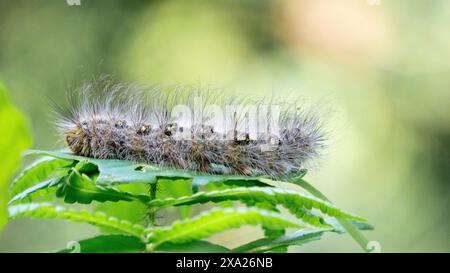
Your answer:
57,234 -> 230,253
9,162 -> 151,205
157,178 -> 193,219
232,229 -> 326,253
94,184 -> 149,228
192,176 -> 272,192
16,149 -> 374,252
9,157 -> 71,198
57,234 -> 145,253
24,150 -> 273,188
9,177 -> 64,204
157,241 -> 230,253
8,203 -> 146,238
233,218 -> 374,253
147,187 -> 365,228
24,150 -> 196,185
327,218 -> 374,233
145,207 -> 302,251
56,169 -> 150,204
263,226 -> 285,239
287,176 -> 373,252
274,230 -> 323,251
249,201 -> 286,244
0,82 -> 32,233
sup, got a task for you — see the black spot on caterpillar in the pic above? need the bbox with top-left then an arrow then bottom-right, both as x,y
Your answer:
53,77 -> 326,178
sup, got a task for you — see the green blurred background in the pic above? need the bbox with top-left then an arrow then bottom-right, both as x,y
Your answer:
0,0 -> 448,252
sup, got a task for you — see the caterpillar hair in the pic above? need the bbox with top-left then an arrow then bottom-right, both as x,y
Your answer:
53,77 -> 326,178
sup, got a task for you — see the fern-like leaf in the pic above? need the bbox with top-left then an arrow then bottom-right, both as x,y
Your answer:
56,169 -> 150,204
147,187 -> 365,227
9,157 -> 71,198
8,203 -> 146,238
9,177 -> 63,204
232,229 -> 326,253
145,207 -> 302,251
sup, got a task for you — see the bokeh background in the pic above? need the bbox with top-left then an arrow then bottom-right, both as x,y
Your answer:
0,0 -> 449,252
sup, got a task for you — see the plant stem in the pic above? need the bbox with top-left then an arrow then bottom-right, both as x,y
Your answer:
289,177 -> 371,252
147,182 -> 158,227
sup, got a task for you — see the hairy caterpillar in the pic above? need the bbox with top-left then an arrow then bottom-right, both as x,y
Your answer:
54,77 -> 326,178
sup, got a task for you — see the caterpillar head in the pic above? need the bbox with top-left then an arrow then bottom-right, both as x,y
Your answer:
64,125 -> 91,157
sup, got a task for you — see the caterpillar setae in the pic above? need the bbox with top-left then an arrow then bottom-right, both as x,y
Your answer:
54,77 -> 326,178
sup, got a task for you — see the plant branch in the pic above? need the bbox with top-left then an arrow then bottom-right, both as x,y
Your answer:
146,182 -> 158,227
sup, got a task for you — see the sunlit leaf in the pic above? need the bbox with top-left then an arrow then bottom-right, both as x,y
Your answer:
9,157 -> 71,198
8,203 -> 146,238
147,187 -> 366,227
145,207 -> 302,251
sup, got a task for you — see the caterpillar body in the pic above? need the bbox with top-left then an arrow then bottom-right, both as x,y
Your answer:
55,78 -> 326,178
